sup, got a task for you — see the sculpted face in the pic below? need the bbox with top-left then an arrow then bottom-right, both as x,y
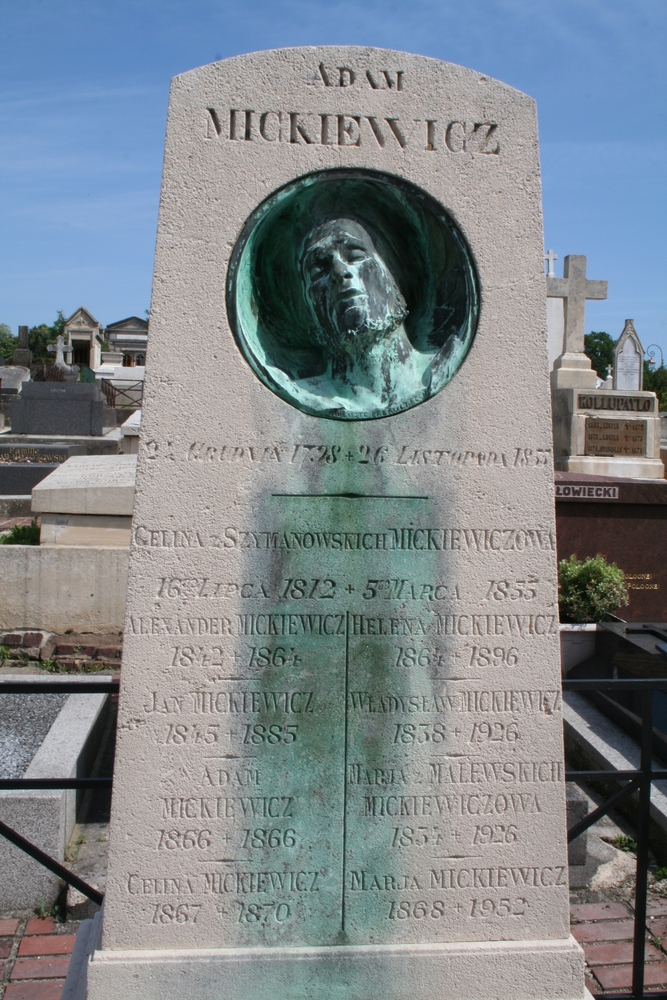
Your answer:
301,219 -> 407,347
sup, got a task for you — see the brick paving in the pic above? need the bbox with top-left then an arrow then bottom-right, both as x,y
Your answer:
0,917 -> 78,1000
0,518 -> 33,534
571,897 -> 667,993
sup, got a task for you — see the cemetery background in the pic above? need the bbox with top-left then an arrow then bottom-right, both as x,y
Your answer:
0,1 -> 664,1000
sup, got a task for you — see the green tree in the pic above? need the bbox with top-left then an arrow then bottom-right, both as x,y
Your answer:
29,311 -> 65,363
558,555 -> 629,623
584,331 -> 615,379
0,323 -> 17,363
644,360 -> 667,411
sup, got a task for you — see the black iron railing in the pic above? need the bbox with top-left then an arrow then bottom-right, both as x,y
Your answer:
0,679 -> 119,906
564,677 -> 667,999
99,377 -> 142,409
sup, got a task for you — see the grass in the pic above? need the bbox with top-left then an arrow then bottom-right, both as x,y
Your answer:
39,658 -> 110,674
613,834 -> 638,853
0,519 -> 40,545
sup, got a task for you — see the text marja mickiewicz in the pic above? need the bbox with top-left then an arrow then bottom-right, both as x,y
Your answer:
205,108 -> 500,154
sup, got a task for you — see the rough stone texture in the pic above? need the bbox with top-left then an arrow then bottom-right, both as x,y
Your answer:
88,47 -> 584,1000
31,457 -> 136,517
0,691 -> 108,909
39,515 -> 132,547
0,694 -> 68,778
0,546 -> 128,632
11,384 -> 116,437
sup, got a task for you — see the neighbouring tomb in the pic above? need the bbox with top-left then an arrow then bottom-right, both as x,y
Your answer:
32,455 -> 136,546
83,47 -> 585,1000
555,472 -> 667,621
549,261 -> 662,479
11,326 -> 32,367
11,383 -> 117,436
613,319 -> 643,392
0,365 -> 31,421
64,307 -> 105,370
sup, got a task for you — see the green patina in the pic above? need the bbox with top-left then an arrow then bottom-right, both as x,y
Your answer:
227,168 -> 479,421
236,428 -> 442,947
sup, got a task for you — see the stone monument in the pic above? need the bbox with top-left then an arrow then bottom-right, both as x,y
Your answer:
12,325 -> 32,367
549,258 -> 663,478
47,334 -> 79,381
82,47 -> 585,1000
613,319 -> 643,392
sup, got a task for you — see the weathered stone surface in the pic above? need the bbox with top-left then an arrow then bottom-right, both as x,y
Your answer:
0,545 -> 128,632
87,46 -> 584,1000
32,456 -> 137,516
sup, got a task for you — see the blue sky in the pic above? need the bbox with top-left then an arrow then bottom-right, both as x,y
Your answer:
1,0 -> 665,359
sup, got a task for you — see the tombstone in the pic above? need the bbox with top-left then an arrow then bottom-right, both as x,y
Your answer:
614,319 -> 643,392
32,455 -> 136,546
11,383 -> 117,436
12,325 -> 32,367
0,365 -> 31,423
47,335 -> 79,382
79,47 -> 586,1000
548,255 -> 607,388
550,267 -> 662,478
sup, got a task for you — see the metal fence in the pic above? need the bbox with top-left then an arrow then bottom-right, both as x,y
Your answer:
99,378 -> 143,409
0,679 -> 119,907
564,676 -> 667,999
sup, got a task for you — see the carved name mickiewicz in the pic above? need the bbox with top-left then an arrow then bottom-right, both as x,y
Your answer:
205,108 -> 499,153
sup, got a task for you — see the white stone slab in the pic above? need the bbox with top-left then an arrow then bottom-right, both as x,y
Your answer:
89,46 -> 584,1000
40,513 -> 132,547
0,545 -> 128,632
31,455 -> 137,515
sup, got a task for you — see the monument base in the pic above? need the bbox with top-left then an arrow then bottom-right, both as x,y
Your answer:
554,454 -> 665,479
552,387 -> 664,482
82,935 -> 586,1000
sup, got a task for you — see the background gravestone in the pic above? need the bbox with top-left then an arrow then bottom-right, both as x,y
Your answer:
11,383 -> 116,436
86,47 -> 585,1000
614,319 -> 643,392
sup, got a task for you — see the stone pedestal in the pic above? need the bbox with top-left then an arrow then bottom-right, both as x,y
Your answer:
32,455 -> 136,547
552,388 -> 664,479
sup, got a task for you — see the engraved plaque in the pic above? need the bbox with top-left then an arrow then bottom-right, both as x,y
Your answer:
88,45 -> 585,1000
585,418 -> 647,457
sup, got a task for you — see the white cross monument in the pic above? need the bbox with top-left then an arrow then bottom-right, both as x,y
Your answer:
47,335 -> 74,371
544,249 -> 558,277
549,254 -> 608,389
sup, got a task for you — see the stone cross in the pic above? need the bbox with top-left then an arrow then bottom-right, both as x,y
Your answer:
544,249 -> 558,277
547,254 -> 607,355
47,335 -> 73,370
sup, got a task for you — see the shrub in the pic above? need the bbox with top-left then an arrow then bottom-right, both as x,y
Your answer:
0,519 -> 40,545
558,554 -> 629,623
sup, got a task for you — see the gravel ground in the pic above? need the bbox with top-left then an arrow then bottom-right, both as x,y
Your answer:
0,693 -> 68,778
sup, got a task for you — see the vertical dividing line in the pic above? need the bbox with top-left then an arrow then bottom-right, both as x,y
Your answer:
342,610 -> 350,933
632,689 -> 653,1000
